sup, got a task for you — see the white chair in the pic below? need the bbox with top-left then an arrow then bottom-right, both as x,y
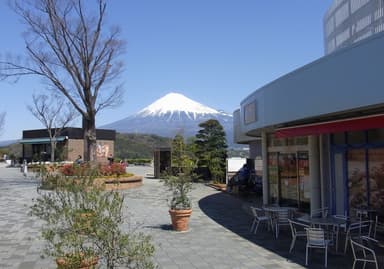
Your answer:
250,207 -> 272,235
350,237 -> 379,269
374,215 -> 384,238
288,219 -> 310,253
274,209 -> 290,239
344,220 -> 373,254
353,207 -> 369,221
331,214 -> 349,252
305,227 -> 331,268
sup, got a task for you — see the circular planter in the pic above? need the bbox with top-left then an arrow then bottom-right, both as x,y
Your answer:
169,209 -> 192,232
94,175 -> 143,191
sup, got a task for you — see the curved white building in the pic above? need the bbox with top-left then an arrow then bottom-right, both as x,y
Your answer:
235,2 -> 384,217
324,0 -> 384,54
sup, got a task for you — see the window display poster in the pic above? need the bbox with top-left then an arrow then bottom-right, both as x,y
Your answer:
298,151 -> 310,201
268,152 -> 279,203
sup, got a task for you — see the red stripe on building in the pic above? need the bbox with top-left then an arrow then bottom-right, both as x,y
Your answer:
274,114 -> 384,138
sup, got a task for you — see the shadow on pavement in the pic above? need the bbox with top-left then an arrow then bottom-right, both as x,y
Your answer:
143,224 -> 173,231
198,191 -> 353,269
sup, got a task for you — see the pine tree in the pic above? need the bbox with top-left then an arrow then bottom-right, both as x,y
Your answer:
194,119 -> 228,183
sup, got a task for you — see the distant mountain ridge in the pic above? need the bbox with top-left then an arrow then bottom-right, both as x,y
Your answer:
101,92 -> 235,145
0,139 -> 19,148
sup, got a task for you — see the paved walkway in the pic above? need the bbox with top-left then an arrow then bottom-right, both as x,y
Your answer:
0,163 -> 353,268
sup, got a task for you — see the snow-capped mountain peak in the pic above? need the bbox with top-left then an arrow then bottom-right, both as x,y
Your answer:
101,92 -> 234,145
137,92 -> 224,120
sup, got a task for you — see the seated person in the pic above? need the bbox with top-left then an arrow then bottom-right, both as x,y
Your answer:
228,164 -> 250,191
238,164 -> 250,185
75,155 -> 82,165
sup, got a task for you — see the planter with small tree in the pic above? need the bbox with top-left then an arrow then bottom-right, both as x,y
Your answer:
162,134 -> 195,232
163,172 -> 193,232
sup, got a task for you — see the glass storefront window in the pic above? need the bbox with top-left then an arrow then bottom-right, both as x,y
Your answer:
348,149 -> 367,213
273,138 -> 286,147
286,138 -> 295,146
333,132 -> 346,145
298,151 -> 310,211
296,136 -> 308,145
268,134 -> 308,147
279,153 -> 298,207
367,129 -> 384,144
268,152 -> 279,204
368,148 -> 384,217
267,150 -> 310,210
348,131 -> 366,145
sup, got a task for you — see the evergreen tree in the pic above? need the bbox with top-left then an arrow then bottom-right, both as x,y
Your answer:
194,119 -> 228,183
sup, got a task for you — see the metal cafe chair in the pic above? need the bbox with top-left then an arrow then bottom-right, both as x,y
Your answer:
288,219 -> 310,253
344,220 -> 373,254
250,207 -> 272,235
274,209 -> 290,239
374,215 -> 384,239
350,237 -> 379,269
305,227 -> 331,268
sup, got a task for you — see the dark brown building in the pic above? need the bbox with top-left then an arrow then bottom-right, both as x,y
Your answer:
20,127 -> 116,163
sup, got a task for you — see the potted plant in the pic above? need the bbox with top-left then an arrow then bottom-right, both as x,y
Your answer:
162,134 -> 195,232
163,172 -> 193,232
31,167 -> 156,269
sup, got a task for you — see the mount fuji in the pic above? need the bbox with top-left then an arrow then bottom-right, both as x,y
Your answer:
101,92 -> 234,144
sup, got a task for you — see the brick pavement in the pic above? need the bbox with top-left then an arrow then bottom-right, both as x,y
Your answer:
0,163 -> 353,268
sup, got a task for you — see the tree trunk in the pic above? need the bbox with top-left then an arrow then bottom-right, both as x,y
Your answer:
83,115 -> 97,163
50,140 -> 56,162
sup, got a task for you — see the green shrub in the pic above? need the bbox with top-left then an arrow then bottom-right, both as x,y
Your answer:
31,167 -> 156,269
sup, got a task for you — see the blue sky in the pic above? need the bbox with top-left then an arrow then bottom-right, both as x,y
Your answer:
0,0 -> 333,140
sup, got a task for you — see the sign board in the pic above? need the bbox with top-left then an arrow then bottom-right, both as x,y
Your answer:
226,158 -> 246,172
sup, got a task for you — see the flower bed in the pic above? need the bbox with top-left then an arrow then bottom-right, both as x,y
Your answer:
37,163 -> 143,191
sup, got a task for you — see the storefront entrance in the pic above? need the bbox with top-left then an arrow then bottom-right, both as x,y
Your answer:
268,151 -> 310,211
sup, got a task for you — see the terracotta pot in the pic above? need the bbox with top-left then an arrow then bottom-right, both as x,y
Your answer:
169,209 -> 192,232
56,255 -> 98,269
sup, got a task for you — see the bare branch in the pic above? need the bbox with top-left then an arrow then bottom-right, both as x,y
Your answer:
1,0 -> 126,161
27,92 -> 79,161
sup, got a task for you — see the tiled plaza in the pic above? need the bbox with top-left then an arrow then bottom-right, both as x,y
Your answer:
0,164 -> 354,268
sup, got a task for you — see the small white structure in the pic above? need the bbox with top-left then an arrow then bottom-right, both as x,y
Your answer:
226,157 -> 247,185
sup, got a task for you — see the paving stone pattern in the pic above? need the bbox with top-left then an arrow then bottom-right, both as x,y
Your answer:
0,164 -> 353,268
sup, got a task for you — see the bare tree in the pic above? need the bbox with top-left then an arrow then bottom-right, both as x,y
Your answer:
28,93 -> 78,162
0,112 -> 5,136
0,0 -> 125,162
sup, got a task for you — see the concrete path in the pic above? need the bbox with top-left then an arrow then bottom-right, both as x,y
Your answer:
0,163 -> 352,268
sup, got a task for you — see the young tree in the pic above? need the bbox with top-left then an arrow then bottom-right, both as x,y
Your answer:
0,0 -> 125,162
171,134 -> 196,174
194,119 -> 228,183
27,93 -> 78,162
171,134 -> 186,173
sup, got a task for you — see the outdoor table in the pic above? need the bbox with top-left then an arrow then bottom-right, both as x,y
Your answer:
263,206 -> 298,215
296,215 -> 347,252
